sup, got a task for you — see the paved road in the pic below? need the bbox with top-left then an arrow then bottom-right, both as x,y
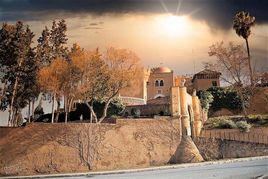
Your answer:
50,158 -> 268,179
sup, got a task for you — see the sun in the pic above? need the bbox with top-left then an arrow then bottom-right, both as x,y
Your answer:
155,14 -> 189,37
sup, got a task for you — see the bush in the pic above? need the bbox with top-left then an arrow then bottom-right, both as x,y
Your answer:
207,87 -> 243,112
110,115 -> 119,119
236,121 -> 251,132
217,119 -> 237,129
107,98 -> 125,117
197,90 -> 214,111
246,114 -> 268,126
131,108 -> 141,118
93,98 -> 125,118
206,116 -> 237,129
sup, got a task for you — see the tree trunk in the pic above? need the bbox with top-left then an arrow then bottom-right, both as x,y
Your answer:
8,76 -> 19,126
28,99 -> 31,123
98,99 -> 112,124
85,102 -> 98,123
64,95 -> 68,123
67,97 -> 74,122
12,108 -> 18,127
8,57 -> 24,126
245,38 -> 254,86
51,94 -> 55,123
238,90 -> 247,117
90,101 -> 93,123
55,100 -> 60,122
31,100 -> 35,122
0,79 -> 7,101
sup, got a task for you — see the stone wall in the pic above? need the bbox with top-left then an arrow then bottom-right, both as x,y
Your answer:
200,128 -> 268,144
194,137 -> 268,160
0,119 -> 181,176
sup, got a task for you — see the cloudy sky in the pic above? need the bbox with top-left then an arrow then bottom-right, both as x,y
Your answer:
0,0 -> 267,75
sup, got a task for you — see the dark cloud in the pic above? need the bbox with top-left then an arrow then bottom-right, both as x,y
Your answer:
0,0 -> 267,29
85,27 -> 102,30
89,22 -> 104,26
89,23 -> 99,26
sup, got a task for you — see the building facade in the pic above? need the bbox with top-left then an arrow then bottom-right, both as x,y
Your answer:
146,67 -> 175,100
192,69 -> 221,91
120,67 -> 221,106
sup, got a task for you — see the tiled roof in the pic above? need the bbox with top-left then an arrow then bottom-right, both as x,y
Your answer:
192,69 -> 221,81
147,96 -> 170,105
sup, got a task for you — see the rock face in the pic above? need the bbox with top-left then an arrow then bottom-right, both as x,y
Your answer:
170,136 -> 204,164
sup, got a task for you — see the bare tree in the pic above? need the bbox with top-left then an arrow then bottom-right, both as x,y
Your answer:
208,42 -> 249,86
208,41 -> 253,115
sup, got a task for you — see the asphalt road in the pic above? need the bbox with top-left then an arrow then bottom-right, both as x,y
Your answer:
49,158 -> 268,179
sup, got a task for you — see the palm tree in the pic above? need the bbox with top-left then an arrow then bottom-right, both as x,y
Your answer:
233,11 -> 255,86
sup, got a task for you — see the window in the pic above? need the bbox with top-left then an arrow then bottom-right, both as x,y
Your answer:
146,81 -> 149,86
155,80 -> 159,87
160,80 -> 164,86
157,90 -> 162,94
212,81 -> 217,86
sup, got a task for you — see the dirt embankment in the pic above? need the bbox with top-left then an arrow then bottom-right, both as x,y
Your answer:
0,119 -> 181,176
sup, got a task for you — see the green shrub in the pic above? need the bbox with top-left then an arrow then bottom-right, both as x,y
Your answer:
246,114 -> 268,126
131,108 -> 141,118
197,90 -> 214,111
110,115 -> 119,119
93,98 -> 125,118
236,121 -> 251,132
207,87 -> 243,112
206,116 -> 230,128
217,119 -> 237,129
206,117 -> 237,129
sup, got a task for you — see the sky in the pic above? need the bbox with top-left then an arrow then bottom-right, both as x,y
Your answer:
0,0 -> 267,75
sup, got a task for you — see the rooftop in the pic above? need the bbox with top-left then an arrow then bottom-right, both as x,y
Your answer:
152,66 -> 172,73
192,69 -> 221,81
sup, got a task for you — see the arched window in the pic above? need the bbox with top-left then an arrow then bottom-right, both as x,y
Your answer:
160,80 -> 164,86
155,80 -> 159,87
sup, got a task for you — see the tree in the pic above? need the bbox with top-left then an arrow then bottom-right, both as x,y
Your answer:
37,27 -> 51,66
0,21 -> 38,126
208,41 -> 253,115
50,20 -> 68,59
233,11 -> 255,86
196,90 -> 213,112
208,42 -> 249,86
62,44 -> 82,123
75,47 -> 142,123
37,20 -> 69,122
38,58 -> 69,123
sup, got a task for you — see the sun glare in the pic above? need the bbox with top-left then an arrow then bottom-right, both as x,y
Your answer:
155,14 -> 189,37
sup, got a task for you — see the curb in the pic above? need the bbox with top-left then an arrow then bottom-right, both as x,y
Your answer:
1,156 -> 268,179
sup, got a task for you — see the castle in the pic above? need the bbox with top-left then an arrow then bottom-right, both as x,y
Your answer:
121,66 -> 221,137
120,66 -> 221,105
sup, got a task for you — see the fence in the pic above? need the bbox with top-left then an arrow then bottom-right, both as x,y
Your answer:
200,129 -> 268,144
